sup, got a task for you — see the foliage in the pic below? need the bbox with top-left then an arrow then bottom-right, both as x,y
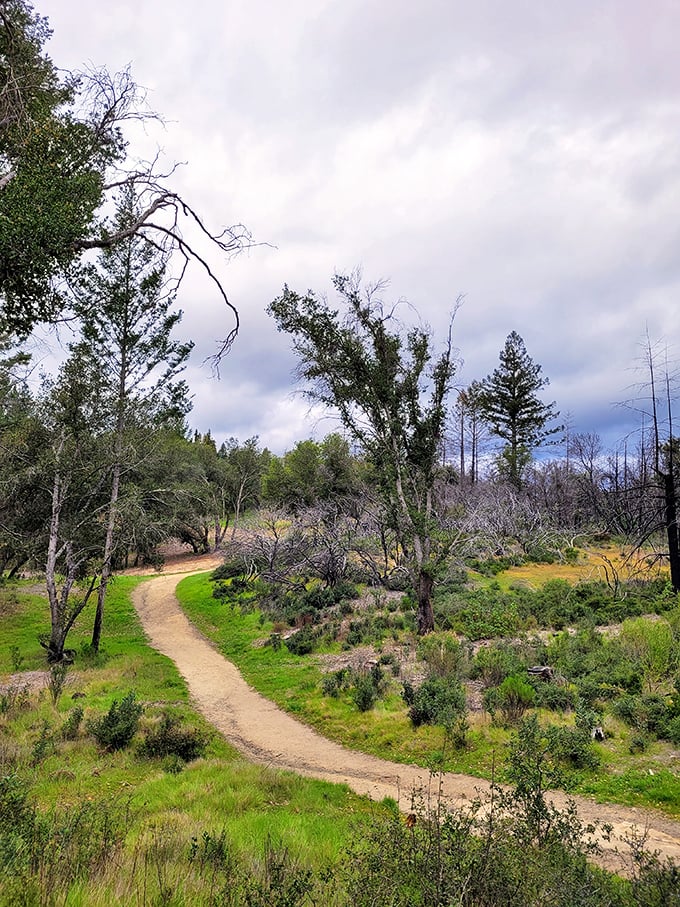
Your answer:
47,660 -> 68,705
484,674 -> 536,724
341,717 -> 674,907
471,640 -> 527,688
619,615 -> 678,691
87,690 -> 143,750
0,772 -> 130,902
137,712 -> 208,763
269,272 -> 458,634
478,331 -> 562,486
60,705 -> 84,741
406,676 -> 467,728
0,1 -> 247,345
284,626 -> 319,656
417,633 -> 468,680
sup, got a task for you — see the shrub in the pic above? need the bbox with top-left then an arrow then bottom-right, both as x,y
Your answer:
137,713 -> 208,762
485,674 -> 535,724
418,633 -> 467,680
61,705 -> 84,741
665,715 -> 680,746
546,725 -> 600,771
211,560 -> 248,581
472,641 -> 525,688
30,721 -> 54,766
611,693 -> 672,738
48,661 -> 68,705
284,626 -> 318,655
531,680 -> 577,713
87,691 -> 143,751
407,677 -> 467,728
321,668 -> 349,698
351,675 -> 378,712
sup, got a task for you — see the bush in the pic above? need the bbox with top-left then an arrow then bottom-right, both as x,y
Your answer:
472,641 -> 526,688
546,725 -> 600,771
87,691 -> 143,751
61,705 -> 84,741
321,668 -> 349,698
418,633 -> 467,680
611,693 -> 673,738
137,713 -> 208,762
484,674 -> 535,724
531,680 -> 577,713
284,626 -> 318,655
407,677 -> 467,728
211,560 -> 248,581
351,675 -> 378,712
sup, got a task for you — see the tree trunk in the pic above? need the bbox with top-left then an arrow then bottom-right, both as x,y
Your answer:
416,569 -> 435,635
91,459 -> 121,653
664,471 -> 680,592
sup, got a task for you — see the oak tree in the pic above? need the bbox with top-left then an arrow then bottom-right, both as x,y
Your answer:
269,273 -> 458,634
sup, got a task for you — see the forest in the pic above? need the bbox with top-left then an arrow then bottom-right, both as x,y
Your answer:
2,1 -> 680,904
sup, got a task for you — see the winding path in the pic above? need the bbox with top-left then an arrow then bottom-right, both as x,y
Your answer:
132,563 -> 680,870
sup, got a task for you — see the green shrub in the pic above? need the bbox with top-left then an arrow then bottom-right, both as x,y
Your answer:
321,668 -> 349,698
531,680 -> 576,713
546,725 -> 600,771
472,641 -> 526,688
284,626 -> 318,655
61,705 -> 84,741
30,720 -> 54,766
485,674 -> 535,724
611,693 -> 672,738
211,560 -> 248,581
407,677 -> 467,728
137,712 -> 208,762
351,675 -> 378,712
87,691 -> 142,751
418,633 -> 467,680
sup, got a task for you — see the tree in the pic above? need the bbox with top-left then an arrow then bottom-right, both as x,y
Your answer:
0,1 -> 246,357
478,331 -> 562,487
220,436 -> 269,537
70,187 -> 193,652
268,273 -> 458,634
450,380 -> 486,485
40,353 -> 110,662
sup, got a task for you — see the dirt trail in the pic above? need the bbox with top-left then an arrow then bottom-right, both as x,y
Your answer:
132,560 -> 680,870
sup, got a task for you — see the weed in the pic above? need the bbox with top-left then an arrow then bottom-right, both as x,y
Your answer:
8,644 -> 23,672
47,660 -> 68,705
61,704 -> 84,741
30,720 -> 55,766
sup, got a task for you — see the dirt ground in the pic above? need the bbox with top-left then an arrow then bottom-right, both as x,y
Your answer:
131,555 -> 680,871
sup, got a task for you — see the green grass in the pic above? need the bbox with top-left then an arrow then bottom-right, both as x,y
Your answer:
176,571 -> 680,819
0,574 -> 390,905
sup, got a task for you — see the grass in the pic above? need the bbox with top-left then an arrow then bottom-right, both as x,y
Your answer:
0,573 -> 389,905
175,570 -> 680,818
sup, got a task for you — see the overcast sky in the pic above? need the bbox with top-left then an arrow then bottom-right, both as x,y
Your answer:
40,0 -> 680,456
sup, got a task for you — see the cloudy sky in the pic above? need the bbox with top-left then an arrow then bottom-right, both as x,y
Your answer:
40,0 -> 680,456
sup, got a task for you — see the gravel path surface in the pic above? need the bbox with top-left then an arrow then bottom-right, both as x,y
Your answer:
132,560 -> 680,870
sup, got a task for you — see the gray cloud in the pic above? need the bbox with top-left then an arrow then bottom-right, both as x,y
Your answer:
40,0 -> 680,455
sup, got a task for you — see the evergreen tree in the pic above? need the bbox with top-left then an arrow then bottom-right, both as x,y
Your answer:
479,331 -> 561,487
70,186 -> 193,652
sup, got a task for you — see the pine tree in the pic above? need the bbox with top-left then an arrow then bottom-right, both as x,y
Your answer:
70,186 -> 193,652
478,331 -> 561,487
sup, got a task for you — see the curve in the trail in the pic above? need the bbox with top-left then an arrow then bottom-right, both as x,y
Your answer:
132,570 -> 680,869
